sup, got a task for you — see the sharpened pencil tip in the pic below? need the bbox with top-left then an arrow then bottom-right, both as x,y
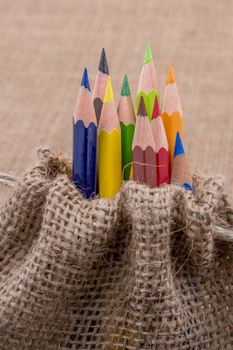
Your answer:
167,65 -> 175,84
138,96 -> 147,116
81,68 -> 90,91
121,74 -> 131,96
144,42 -> 153,64
99,48 -> 109,74
152,95 -> 161,119
174,132 -> 185,157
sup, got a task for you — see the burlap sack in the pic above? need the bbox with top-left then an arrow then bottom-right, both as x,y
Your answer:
0,149 -> 232,350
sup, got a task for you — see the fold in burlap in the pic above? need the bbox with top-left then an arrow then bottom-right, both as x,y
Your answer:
0,149 -> 232,350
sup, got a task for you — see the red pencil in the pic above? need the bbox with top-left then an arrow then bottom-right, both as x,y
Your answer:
151,96 -> 170,186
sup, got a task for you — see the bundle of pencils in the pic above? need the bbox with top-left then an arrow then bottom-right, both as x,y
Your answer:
72,45 -> 192,199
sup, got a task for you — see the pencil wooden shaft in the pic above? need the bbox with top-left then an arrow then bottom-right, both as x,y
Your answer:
144,147 -> 157,187
156,148 -> 170,186
85,124 -> 97,196
120,122 -> 135,180
98,77 -> 122,198
98,130 -> 121,198
73,120 -> 97,198
133,146 -> 145,184
73,120 -> 85,192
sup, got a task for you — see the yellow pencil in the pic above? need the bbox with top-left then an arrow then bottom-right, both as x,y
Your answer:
162,66 -> 183,165
98,77 -> 122,198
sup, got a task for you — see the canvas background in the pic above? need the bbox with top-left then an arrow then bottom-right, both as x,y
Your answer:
0,0 -> 233,204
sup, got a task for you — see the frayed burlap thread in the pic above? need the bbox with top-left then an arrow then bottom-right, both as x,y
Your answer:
0,149 -> 232,350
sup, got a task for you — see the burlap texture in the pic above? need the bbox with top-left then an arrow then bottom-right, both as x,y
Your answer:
0,149 -> 233,350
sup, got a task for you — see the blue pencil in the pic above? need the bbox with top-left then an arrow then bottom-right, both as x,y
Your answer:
72,68 -> 97,198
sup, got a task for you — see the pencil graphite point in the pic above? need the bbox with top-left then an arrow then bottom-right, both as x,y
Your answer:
121,75 -> 131,96
138,96 -> 147,116
144,42 -> 153,64
174,132 -> 185,157
99,48 -> 109,75
152,95 -> 161,119
103,77 -> 114,104
81,68 -> 91,91
167,65 -> 175,84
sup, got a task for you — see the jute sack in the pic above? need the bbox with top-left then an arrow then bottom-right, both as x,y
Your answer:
0,149 -> 232,350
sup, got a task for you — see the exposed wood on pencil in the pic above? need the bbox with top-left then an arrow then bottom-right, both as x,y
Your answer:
93,48 -> 109,124
170,132 -> 192,190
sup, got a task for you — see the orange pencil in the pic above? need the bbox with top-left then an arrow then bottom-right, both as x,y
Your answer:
162,66 -> 183,165
132,96 -> 157,188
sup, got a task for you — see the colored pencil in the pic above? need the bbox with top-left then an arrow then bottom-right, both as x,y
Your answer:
170,132 -> 192,190
72,68 -> 97,199
151,96 -> 170,186
98,77 -> 122,198
132,96 -> 157,188
136,43 -> 159,121
162,66 -> 183,165
93,48 -> 109,124
117,75 -> 136,180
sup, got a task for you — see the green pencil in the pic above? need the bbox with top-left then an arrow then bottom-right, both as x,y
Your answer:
117,75 -> 136,180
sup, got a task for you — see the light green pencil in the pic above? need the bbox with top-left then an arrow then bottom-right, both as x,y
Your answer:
136,43 -> 160,121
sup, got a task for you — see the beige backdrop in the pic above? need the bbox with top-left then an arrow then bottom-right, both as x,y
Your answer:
0,0 -> 233,204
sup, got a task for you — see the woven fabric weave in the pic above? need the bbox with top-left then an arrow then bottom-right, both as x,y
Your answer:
0,149 -> 232,349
